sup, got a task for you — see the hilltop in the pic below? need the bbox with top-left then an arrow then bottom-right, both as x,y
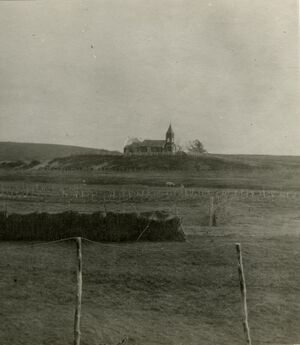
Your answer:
2,148 -> 300,174
0,142 -> 120,162
44,152 -> 300,172
46,153 -> 252,172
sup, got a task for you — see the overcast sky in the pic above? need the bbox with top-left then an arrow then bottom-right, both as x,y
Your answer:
0,0 -> 298,154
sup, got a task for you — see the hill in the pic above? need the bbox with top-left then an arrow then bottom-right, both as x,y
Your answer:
2,151 -> 300,174
215,153 -> 300,170
46,153 -> 252,172
1,141 -> 300,174
45,153 -> 300,172
0,142 -> 120,162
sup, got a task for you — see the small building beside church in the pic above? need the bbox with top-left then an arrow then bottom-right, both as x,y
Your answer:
124,124 -> 176,155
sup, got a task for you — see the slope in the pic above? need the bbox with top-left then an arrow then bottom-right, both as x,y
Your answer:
0,142 -> 120,161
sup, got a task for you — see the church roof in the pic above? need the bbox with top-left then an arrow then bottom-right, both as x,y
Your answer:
142,140 -> 165,147
125,139 -> 165,148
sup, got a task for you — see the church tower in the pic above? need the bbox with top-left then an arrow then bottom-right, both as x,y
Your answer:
164,124 -> 176,153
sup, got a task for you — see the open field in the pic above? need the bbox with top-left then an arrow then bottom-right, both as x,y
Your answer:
0,168 -> 299,345
1,163 -> 300,191
0,227 -> 299,345
0,191 -> 300,344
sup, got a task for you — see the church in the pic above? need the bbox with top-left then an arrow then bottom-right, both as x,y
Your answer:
124,124 -> 176,155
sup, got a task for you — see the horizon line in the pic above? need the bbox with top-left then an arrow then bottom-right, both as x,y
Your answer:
0,140 -> 299,158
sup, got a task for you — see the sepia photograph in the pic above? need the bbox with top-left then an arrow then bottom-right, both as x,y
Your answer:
0,1 -> 299,344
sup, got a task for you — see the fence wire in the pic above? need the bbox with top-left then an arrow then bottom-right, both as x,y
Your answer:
0,236 -> 298,345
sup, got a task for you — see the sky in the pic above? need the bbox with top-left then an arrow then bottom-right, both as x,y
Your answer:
0,0 -> 299,154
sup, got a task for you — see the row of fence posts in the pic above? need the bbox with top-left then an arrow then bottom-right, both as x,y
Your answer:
0,195 -> 225,227
2,196 -> 217,226
0,189 -> 284,228
71,238 -> 251,345
1,184 -> 300,202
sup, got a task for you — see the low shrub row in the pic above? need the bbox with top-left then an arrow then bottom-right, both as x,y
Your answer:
0,211 -> 185,242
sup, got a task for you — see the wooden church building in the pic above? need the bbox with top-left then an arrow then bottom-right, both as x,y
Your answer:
124,124 -> 176,155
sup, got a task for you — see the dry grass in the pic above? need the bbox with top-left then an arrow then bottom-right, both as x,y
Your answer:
0,195 -> 299,345
1,162 -> 300,190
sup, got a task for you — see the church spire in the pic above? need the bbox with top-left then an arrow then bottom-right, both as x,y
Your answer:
167,123 -> 174,135
165,123 -> 175,150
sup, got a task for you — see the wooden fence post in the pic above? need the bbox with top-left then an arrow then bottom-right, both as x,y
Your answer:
74,237 -> 82,345
209,196 -> 214,227
235,243 -> 252,345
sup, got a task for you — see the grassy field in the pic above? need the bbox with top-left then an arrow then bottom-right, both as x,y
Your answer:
1,165 -> 300,191
0,194 -> 299,345
0,165 -> 299,345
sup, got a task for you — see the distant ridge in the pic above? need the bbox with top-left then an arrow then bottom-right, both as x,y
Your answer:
0,142 -> 121,162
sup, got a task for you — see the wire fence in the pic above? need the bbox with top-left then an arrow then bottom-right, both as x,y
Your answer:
0,236 -> 298,345
1,183 -> 300,204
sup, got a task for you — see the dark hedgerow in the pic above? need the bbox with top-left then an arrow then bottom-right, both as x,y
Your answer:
0,211 -> 185,242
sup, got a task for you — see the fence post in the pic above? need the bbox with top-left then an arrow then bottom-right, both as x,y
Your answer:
209,196 -> 214,227
235,243 -> 252,345
74,237 -> 82,345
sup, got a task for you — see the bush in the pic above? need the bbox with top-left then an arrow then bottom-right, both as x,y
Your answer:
0,211 -> 185,242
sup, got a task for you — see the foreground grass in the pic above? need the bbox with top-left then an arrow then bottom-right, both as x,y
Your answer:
0,187 -> 299,345
0,228 -> 299,344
